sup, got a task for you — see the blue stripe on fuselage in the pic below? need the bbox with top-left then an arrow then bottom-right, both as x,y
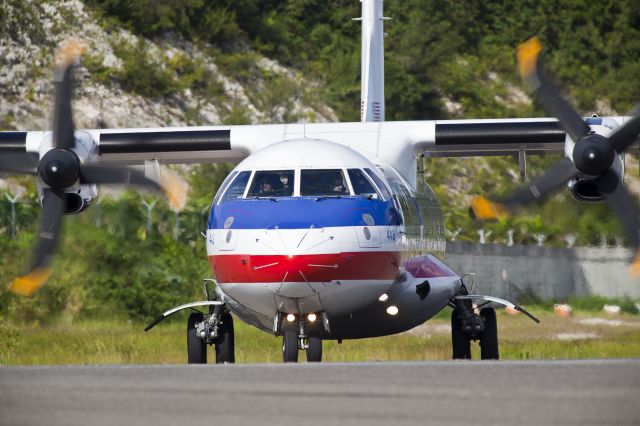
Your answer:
209,197 -> 401,229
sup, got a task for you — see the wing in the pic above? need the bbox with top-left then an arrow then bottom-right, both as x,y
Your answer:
411,117 -> 639,158
2,117 -> 638,168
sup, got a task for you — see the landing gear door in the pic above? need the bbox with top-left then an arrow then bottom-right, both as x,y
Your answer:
355,226 -> 381,248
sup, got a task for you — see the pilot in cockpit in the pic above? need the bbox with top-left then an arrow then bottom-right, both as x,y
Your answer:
279,174 -> 290,191
332,176 -> 347,193
259,180 -> 273,194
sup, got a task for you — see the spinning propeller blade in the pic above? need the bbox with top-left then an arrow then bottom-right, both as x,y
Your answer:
80,164 -> 188,211
6,41 -> 189,296
52,41 -> 84,149
473,37 -> 640,275
470,157 -> 578,220
517,37 -> 591,143
0,153 -> 39,175
8,189 -> 65,296
593,170 -> 640,275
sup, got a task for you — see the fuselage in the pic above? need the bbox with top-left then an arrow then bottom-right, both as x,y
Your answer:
206,138 -> 461,339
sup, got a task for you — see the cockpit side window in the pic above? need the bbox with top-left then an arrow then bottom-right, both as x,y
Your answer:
301,169 -> 349,196
213,171 -> 238,205
219,170 -> 251,204
247,170 -> 294,197
347,169 -> 379,199
364,168 -> 391,200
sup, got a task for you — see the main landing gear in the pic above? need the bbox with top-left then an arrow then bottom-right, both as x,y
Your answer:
144,279 -> 235,364
187,308 -> 235,364
450,291 -> 540,360
451,307 -> 498,360
451,278 -> 499,360
185,279 -> 235,364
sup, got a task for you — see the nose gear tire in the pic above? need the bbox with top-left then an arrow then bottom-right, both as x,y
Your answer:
306,332 -> 322,362
282,329 -> 299,363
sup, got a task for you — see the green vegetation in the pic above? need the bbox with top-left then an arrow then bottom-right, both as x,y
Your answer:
84,0 -> 640,118
0,191 -> 212,325
78,0 -> 640,242
424,154 -> 626,246
112,39 -> 180,98
2,1 -> 640,363
0,0 -> 48,45
2,309 -> 639,365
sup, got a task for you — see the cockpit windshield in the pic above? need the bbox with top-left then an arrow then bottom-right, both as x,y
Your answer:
247,170 -> 294,197
219,170 -> 251,204
348,168 -> 379,199
301,169 -> 348,196
364,168 -> 391,200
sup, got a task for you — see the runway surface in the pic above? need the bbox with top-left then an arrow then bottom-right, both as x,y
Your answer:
1,360 -> 639,426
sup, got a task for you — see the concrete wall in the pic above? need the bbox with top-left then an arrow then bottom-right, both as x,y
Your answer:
442,241 -> 640,301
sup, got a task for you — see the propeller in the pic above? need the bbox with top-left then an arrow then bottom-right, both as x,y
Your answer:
470,37 -> 640,276
4,40 -> 188,296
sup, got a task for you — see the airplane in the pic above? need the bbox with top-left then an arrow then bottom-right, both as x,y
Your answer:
1,0 -> 639,363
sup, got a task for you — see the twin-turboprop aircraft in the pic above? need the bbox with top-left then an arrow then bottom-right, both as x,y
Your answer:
2,0 -> 639,363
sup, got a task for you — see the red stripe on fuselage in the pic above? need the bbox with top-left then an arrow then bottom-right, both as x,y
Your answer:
210,252 -> 401,283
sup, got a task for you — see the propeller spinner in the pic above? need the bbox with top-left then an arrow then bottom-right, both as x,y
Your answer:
470,37 -> 640,276
5,41 -> 188,296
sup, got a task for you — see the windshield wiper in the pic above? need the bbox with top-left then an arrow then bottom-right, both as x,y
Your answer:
315,195 -> 342,201
252,196 -> 278,202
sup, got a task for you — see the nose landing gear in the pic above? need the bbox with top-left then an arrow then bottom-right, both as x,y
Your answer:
282,329 -> 323,363
281,315 -> 323,363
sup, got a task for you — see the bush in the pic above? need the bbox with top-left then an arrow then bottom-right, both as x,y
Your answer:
112,39 -> 179,98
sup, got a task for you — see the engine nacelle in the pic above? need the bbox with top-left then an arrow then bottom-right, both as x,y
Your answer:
567,178 -> 603,203
37,182 -> 99,215
36,130 -> 100,214
567,152 -> 624,203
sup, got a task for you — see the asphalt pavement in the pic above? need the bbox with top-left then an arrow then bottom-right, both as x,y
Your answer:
1,360 -> 639,425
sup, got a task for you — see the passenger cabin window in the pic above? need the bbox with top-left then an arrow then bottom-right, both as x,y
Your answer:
301,169 -> 349,196
348,169 -> 379,199
219,170 -> 251,204
364,168 -> 391,200
247,170 -> 294,197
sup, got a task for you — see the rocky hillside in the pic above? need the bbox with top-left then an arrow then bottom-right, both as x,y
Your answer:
0,0 -> 336,132
0,0 -> 638,248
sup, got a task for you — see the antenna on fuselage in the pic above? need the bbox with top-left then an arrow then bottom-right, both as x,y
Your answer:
355,0 -> 389,122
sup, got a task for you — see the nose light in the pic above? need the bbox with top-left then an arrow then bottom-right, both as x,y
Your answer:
307,313 -> 317,322
286,313 -> 296,322
386,305 -> 399,316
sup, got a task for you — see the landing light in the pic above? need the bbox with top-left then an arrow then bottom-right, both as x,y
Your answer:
378,293 -> 389,302
386,305 -> 399,316
307,313 -> 317,322
286,313 -> 296,322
